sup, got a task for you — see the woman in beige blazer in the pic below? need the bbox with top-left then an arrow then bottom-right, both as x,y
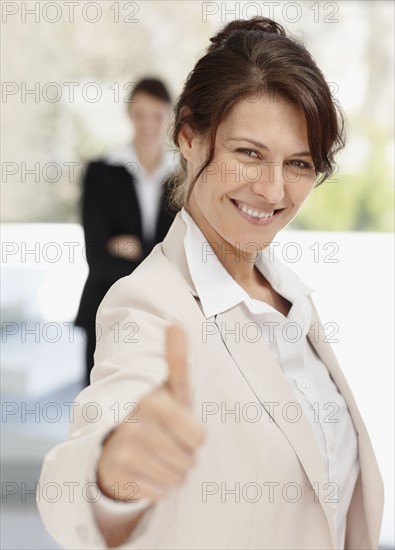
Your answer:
37,17 -> 384,550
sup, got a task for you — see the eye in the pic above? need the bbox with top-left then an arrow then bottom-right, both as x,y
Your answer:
288,159 -> 315,170
236,148 -> 260,159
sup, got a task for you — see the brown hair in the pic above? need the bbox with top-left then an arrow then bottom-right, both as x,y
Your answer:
166,16 -> 346,212
128,77 -> 172,104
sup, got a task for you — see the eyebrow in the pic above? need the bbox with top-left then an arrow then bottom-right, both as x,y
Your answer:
225,137 -> 312,158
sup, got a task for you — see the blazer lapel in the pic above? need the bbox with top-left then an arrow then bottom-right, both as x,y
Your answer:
305,298 -> 384,547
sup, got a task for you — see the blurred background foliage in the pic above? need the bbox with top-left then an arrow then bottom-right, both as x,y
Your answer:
2,0 -> 394,232
292,124 -> 394,231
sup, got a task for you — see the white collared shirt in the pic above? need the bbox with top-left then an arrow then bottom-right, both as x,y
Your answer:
105,141 -> 177,242
181,206 -> 360,550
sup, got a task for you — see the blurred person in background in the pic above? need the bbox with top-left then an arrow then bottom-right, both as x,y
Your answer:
74,78 -> 177,387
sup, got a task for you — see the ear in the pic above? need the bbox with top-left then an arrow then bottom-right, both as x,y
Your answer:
178,122 -> 196,162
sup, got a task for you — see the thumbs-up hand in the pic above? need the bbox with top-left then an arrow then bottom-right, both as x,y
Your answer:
97,324 -> 206,505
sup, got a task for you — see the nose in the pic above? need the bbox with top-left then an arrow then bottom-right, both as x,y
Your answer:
250,162 -> 285,204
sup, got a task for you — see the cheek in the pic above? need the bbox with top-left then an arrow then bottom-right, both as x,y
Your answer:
286,178 -> 315,206
193,176 -> 228,228
194,176 -> 217,213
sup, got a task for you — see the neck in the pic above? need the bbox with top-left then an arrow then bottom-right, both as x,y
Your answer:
184,198 -> 260,287
132,139 -> 163,174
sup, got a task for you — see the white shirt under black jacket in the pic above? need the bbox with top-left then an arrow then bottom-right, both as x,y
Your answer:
104,141 -> 178,243
88,206 -> 360,549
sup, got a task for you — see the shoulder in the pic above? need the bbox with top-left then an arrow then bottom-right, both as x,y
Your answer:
82,158 -> 131,187
84,158 -> 124,174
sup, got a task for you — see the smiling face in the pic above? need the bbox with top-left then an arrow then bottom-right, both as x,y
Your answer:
179,93 -> 317,259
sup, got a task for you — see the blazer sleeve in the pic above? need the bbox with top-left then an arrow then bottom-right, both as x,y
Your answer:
36,276 -> 177,549
81,162 -> 141,285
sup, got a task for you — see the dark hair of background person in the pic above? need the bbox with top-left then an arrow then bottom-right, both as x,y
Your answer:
128,77 -> 173,104
166,16 -> 347,212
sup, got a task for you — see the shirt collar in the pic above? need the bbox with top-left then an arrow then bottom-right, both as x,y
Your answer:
104,141 -> 177,181
180,207 -> 315,319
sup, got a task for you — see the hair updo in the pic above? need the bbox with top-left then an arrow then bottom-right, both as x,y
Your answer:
208,17 -> 286,51
167,16 -> 346,211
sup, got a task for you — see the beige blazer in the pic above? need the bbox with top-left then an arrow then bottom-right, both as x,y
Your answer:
37,211 -> 384,549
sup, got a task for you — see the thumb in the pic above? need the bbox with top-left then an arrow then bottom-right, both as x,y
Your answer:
164,324 -> 190,408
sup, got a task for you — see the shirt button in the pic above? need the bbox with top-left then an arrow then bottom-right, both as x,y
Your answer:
301,378 -> 310,389
328,441 -> 335,453
331,506 -> 336,515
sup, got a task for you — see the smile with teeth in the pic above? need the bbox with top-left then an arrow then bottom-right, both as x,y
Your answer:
234,200 -> 275,219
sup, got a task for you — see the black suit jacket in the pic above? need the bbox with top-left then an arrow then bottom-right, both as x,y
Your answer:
74,160 -> 177,330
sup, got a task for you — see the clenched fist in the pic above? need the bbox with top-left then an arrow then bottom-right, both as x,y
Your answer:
97,324 -> 206,504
